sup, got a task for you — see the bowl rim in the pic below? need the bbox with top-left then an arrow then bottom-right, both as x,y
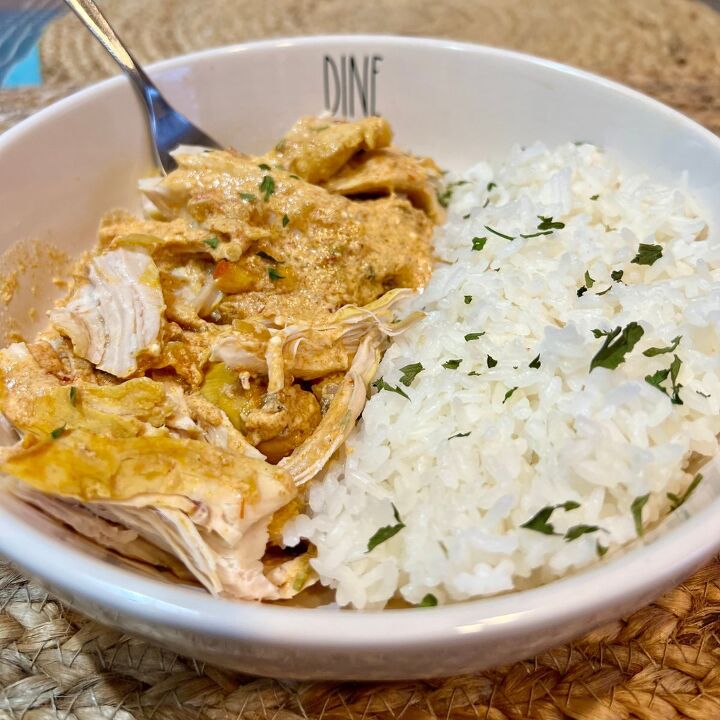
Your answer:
2,33 -> 720,651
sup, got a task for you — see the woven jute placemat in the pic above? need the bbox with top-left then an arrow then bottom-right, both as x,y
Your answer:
3,1 -> 720,717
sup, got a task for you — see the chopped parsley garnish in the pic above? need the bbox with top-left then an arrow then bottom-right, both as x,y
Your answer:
462,213 -> 471,219
437,180 -> 469,208
589,322 -> 644,372
611,269 -> 624,282
596,542 -> 608,557
372,377 -> 410,400
644,354 -> 683,404
584,271 -> 595,289
203,236 -> 219,249
256,250 -> 282,264
239,192 -> 257,202
468,370 -> 481,376
564,524 -> 602,542
274,139 -> 286,152
529,355 -> 541,369
267,267 -> 285,281
50,425 -> 66,440
536,215 -> 565,231
289,174 -> 300,180
667,473 -> 703,511
484,225 -> 514,241
472,236 -> 487,251
259,175 -> 276,201
577,286 -> 588,298
443,359 -> 462,370
643,335 -> 681,357
257,163 -> 271,171
519,230 -> 553,239
464,332 -> 485,342
448,431 -> 471,440
487,182 -> 497,191
464,295 -> 473,304
418,593 -> 438,607
487,355 -> 498,368
596,286 -> 612,296
631,494 -> 649,536
69,387 -> 78,406
521,501 -> 580,535
590,194 -> 600,201
503,387 -> 518,403
697,390 -> 711,398
398,362 -> 424,387
282,214 -> 290,227
631,243 -> 663,266
367,504 -> 405,552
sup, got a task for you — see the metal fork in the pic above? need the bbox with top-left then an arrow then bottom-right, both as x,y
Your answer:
64,0 -> 221,173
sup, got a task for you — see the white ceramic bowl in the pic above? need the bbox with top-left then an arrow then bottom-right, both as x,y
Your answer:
2,36 -> 720,681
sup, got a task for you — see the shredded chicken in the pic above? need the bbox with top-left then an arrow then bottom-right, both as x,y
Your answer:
0,115 -> 441,602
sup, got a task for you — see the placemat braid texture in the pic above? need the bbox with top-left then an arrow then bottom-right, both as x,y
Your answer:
2,1 -> 720,718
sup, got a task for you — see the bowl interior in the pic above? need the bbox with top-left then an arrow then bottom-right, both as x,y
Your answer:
2,36 -> 720,679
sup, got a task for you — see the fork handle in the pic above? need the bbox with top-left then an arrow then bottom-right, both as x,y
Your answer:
63,0 -> 171,131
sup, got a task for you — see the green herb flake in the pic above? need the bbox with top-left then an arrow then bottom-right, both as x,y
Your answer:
643,335 -> 681,357
464,332 -> 485,342
596,286 -> 613,296
468,370 -> 482,376
487,355 -> 498,368
367,504 -> 406,552
268,267 -> 285,281
443,359 -> 462,370
584,271 -> 595,289
282,214 -> 290,227
645,354 -> 683,405
437,180 -> 469,208
203,236 -> 219,249
372,377 -> 410,400
257,163 -> 271,171
464,295 -> 473,304
472,236 -> 487,252
667,473 -> 703,511
503,387 -> 518,404
697,390 -> 711,398
519,230 -> 553,239
537,215 -> 565,231
611,269 -> 624,282
239,192 -> 257,202
259,175 -> 276,201
577,286 -> 588,298
564,524 -> 601,542
50,425 -> 66,440
596,542 -> 608,557
521,500 -> 580,536
418,593 -> 438,607
462,213 -> 471,220
589,322 -> 645,372
289,174 -> 300,180
398,362 -> 424,387
529,355 -> 541,369
487,182 -> 497,192
631,494 -> 650,537
256,250 -> 281,264
590,194 -> 600,201
69,387 -> 78,406
484,225 -> 515,241
448,431 -> 471,440
631,243 -> 663,266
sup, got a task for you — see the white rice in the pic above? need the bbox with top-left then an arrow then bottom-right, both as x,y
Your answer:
284,142 -> 720,609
